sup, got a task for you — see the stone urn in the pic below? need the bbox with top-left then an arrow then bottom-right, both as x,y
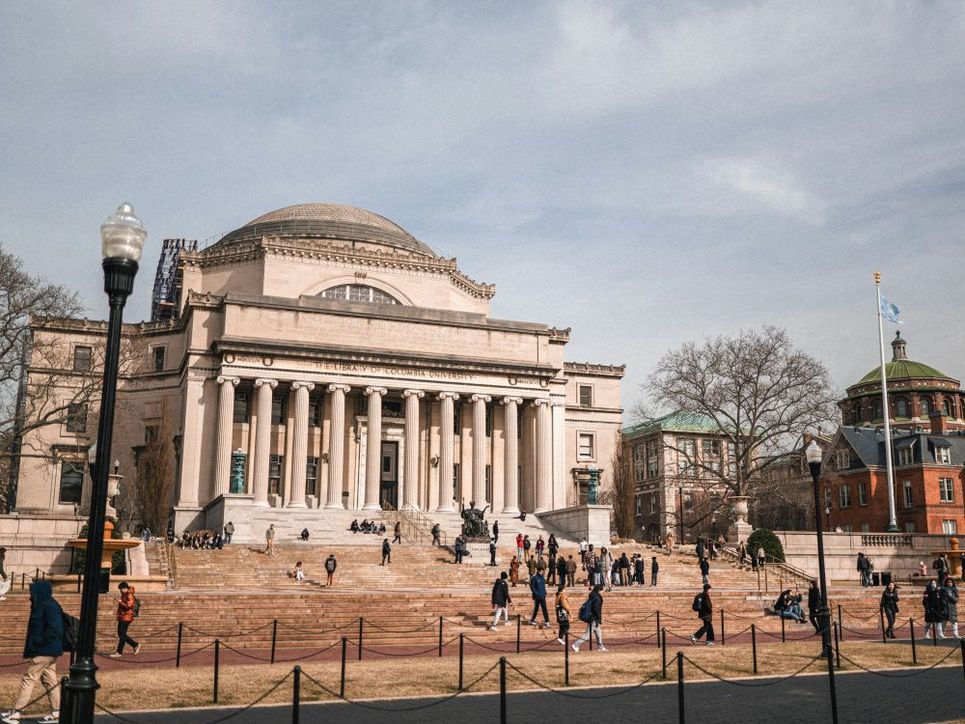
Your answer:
727,495 -> 752,543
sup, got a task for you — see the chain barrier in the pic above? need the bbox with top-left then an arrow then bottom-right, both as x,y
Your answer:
505,660 -> 662,699
96,622 -> 183,641
94,640 -> 215,664
272,639 -> 343,662
462,636 -> 515,653
362,618 -> 439,634
184,622 -> 274,638
276,619 -> 361,635
837,624 -> 880,638
354,637 -> 461,657
682,652 -> 824,687
604,632 -> 660,647
837,646 -> 961,678
839,608 -> 882,621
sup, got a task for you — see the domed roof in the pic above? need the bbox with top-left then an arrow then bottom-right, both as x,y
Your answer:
855,333 -> 955,385
216,203 -> 436,257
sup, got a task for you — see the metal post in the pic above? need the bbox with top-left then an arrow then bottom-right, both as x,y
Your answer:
564,630 -> 569,686
959,639 -> 964,682
837,604 -> 843,642
751,624 -> 758,674
175,623 -> 183,668
676,652 -> 685,724
661,628 -> 668,679
499,657 -> 507,724
910,619 -> 917,665
439,616 -> 444,657
516,614 -> 521,654
932,622 -> 938,647
271,619 -> 278,664
656,611 -> 661,647
720,609 -> 724,646
833,622 -> 841,669
808,451 -> 838,724
358,617 -> 363,661
213,639 -> 220,704
340,637 -> 347,698
292,665 -> 301,724
458,634 -> 464,690
781,615 -> 786,643
879,607 -> 886,644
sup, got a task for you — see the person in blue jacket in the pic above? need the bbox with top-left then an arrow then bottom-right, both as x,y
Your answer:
1,580 -> 63,723
528,571 -> 549,628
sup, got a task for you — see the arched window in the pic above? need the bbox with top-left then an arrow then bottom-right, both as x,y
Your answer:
919,397 -> 932,418
895,398 -> 908,418
319,284 -> 400,305
850,407 -> 860,425
873,399 -> 883,419
942,398 -> 952,417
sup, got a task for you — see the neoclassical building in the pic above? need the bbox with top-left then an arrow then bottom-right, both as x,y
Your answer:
14,204 -> 624,538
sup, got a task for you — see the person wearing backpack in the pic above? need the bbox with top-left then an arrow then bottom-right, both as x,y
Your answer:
1,580 -> 62,723
554,583 -> 571,645
490,572 -> 512,630
571,585 -> 606,652
690,583 -> 715,646
325,554 -> 337,587
109,581 -> 140,658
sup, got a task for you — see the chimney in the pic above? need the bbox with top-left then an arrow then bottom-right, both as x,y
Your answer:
930,411 -> 946,435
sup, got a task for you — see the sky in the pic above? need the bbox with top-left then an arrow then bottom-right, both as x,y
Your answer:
1,1 -> 964,415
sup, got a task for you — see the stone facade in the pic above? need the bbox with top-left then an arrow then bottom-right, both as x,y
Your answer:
12,204 -> 624,538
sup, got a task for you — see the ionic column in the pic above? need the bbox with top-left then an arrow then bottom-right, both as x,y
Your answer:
471,394 -> 491,505
325,384 -> 350,509
534,398 -> 552,513
501,397 -> 522,514
287,381 -> 315,508
252,378 -> 277,506
363,387 -> 387,511
214,376 -> 240,497
403,390 -> 424,510
552,402 -> 566,510
437,392 -> 459,511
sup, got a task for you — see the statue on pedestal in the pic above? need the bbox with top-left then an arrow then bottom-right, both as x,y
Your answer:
460,500 -> 490,540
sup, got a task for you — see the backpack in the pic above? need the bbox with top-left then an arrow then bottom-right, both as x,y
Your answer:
132,595 -> 141,618
62,610 -> 79,652
578,599 -> 592,623
556,602 -> 569,624
691,594 -> 703,613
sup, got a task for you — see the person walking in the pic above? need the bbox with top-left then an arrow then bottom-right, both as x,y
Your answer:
509,557 -> 520,587
571,585 -> 606,652
392,522 -> 402,544
492,520 -> 499,544
651,556 -> 659,586
807,579 -> 822,632
529,570 -> 549,628
548,534 -> 558,560
756,546 -> 766,570
857,552 -> 871,587
737,541 -> 747,570
923,580 -> 945,639
547,551 -> 557,586
223,522 -> 234,544
489,538 -> 497,567
941,577 -> 959,639
490,572 -> 512,630
699,556 -> 710,586
431,523 -> 441,546
690,583 -> 715,646
380,538 -> 391,566
555,554 -> 566,588
526,554 -> 537,582
109,582 -> 140,658
554,583 -> 571,645
523,535 -> 532,561
516,533 -> 524,562
1,581 -> 62,724
578,537 -> 588,565
265,524 -> 276,556
598,547 -> 613,592
880,581 -> 899,639
454,535 -> 464,564
566,555 -> 577,587
535,536 -> 545,558
325,553 -> 337,586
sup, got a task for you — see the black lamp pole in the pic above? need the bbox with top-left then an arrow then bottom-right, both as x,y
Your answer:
806,442 -> 838,724
62,204 -> 144,724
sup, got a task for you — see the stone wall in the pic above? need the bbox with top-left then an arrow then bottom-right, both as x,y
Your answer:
0,514 -> 84,575
539,504 -> 612,548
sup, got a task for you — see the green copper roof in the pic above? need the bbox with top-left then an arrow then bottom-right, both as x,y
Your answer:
858,359 -> 951,385
623,411 -> 723,437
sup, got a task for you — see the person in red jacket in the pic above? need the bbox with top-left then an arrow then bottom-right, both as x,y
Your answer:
109,582 -> 140,658
515,533 -> 524,562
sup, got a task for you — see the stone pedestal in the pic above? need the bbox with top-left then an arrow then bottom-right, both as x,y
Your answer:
538,504 -> 612,547
463,541 -> 493,565
727,496 -> 753,544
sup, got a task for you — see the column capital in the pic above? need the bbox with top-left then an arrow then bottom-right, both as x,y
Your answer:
532,398 -> 551,407
403,389 -> 425,399
327,383 -> 351,394
500,396 -> 523,406
365,386 -> 388,397
291,381 -> 316,392
217,375 -> 241,386
437,391 -> 460,401
254,378 -> 278,389
470,394 -> 492,403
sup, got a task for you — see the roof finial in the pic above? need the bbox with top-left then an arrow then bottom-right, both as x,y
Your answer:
891,330 -> 907,361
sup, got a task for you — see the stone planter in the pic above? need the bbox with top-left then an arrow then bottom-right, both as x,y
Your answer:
727,495 -> 752,543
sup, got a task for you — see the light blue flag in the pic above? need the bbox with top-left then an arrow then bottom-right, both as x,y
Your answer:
880,294 -> 902,324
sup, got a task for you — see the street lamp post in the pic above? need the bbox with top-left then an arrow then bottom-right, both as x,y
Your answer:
62,203 -> 146,724
805,440 -> 838,724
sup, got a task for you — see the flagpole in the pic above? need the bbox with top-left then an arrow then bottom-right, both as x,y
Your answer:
874,271 -> 899,532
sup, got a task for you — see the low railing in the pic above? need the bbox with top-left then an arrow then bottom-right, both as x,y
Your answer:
718,546 -> 813,595
399,504 -> 448,547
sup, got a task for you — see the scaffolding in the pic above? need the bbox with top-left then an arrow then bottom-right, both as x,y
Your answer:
151,238 -> 197,322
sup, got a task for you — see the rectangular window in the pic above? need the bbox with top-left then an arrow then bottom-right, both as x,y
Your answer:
145,425 -> 159,444
152,346 -> 165,371
824,487 -> 832,511
268,454 -> 283,496
58,461 -> 84,504
727,441 -> 737,476
939,477 -> 954,503
647,440 -> 660,479
835,449 -> 850,469
905,522 -> 916,533
858,481 -> 868,506
233,391 -> 249,423
308,396 -> 321,427
72,346 -> 92,372
485,404 -> 493,438
578,385 -> 593,408
578,433 -> 594,459
897,447 -> 913,466
902,480 -> 913,508
635,495 -> 643,516
678,438 -> 696,476
935,446 -> 951,464
649,494 -> 657,513
701,439 -> 721,472
942,519 -> 958,535
65,403 -> 88,433
271,393 -> 287,425
306,457 -> 318,497
839,484 -> 851,508
683,492 -> 693,510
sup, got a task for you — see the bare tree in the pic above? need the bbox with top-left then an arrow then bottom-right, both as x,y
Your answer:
602,437 -> 636,539
128,399 -> 175,535
0,247 -> 87,511
647,326 -> 837,506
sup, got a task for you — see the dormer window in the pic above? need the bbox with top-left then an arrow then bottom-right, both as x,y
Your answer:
320,284 -> 400,304
935,446 -> 951,464
835,449 -> 850,470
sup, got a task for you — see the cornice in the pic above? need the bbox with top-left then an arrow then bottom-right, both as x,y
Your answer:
564,361 -> 627,378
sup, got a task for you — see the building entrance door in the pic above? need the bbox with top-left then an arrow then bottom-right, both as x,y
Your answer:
380,441 -> 398,509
